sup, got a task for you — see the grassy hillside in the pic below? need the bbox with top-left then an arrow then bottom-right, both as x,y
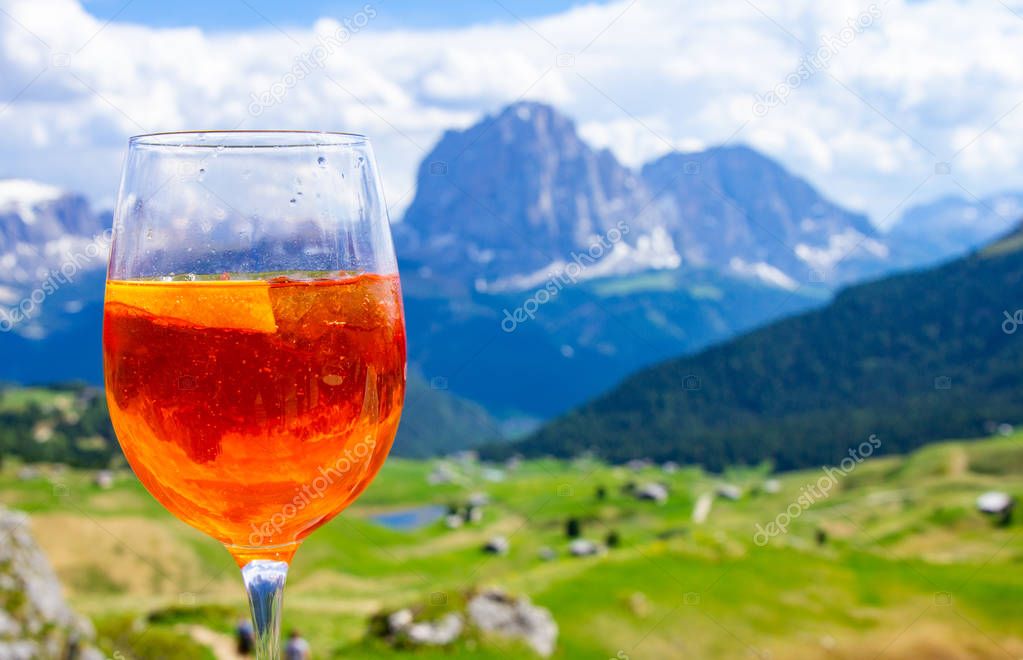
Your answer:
499,227 -> 1023,470
3,432 -> 1022,658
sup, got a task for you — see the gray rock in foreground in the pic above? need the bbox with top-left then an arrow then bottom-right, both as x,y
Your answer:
467,588 -> 558,658
0,507 -> 103,660
374,587 -> 558,657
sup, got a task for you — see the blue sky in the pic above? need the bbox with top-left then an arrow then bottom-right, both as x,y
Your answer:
81,0 -> 608,30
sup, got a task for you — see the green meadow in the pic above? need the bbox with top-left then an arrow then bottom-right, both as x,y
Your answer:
3,433 -> 1022,659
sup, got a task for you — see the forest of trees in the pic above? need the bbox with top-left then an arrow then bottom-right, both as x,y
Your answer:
487,226 -> 1023,471
0,383 -> 118,468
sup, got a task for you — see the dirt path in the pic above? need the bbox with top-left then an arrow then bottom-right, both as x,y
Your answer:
948,447 -> 969,476
184,625 -> 243,660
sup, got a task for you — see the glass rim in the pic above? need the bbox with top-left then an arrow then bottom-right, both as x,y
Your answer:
129,129 -> 370,149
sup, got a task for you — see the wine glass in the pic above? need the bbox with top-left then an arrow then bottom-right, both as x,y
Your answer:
102,131 -> 406,658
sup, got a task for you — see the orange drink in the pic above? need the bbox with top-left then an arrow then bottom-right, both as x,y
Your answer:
103,274 -> 405,564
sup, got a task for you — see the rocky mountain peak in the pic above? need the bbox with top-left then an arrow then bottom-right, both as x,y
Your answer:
399,101 -> 672,288
400,103 -> 889,292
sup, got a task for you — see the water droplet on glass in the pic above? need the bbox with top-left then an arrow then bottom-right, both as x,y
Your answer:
289,198 -> 297,205
317,156 -> 327,167
356,156 -> 365,167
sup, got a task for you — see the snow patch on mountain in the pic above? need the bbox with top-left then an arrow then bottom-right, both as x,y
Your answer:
2,236 -> 109,284
479,228 -> 682,293
795,229 -> 889,274
728,257 -> 799,290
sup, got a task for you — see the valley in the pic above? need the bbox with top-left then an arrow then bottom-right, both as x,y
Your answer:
3,432 -> 1021,658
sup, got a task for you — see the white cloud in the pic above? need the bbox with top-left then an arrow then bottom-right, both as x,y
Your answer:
0,179 -> 63,223
1,0 -> 1022,224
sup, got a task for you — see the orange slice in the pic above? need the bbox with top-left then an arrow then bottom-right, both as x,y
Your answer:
105,280 -> 278,333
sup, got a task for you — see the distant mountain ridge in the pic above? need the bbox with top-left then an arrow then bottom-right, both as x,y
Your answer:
0,180 -> 109,279
1,100 -> 1021,439
884,191 -> 1023,269
495,223 -> 1023,470
0,173 -> 824,425
0,181 -> 109,339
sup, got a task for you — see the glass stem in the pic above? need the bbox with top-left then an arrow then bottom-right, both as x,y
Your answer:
242,560 -> 289,660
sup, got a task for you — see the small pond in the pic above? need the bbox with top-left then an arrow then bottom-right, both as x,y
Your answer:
370,504 -> 447,531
